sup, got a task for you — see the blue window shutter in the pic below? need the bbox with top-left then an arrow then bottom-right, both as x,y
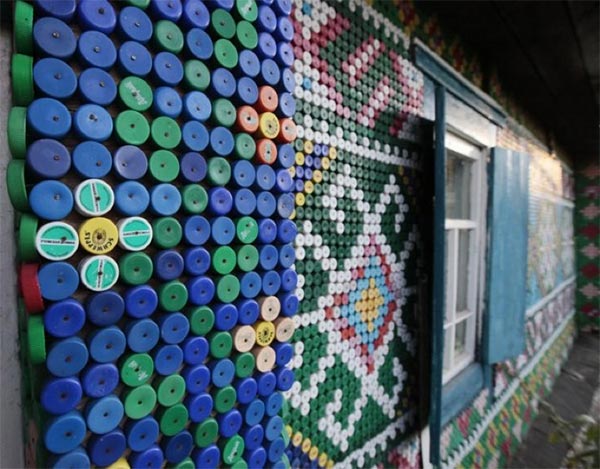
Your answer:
484,148 -> 529,364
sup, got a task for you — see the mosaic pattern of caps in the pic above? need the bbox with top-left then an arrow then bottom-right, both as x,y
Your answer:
7,0 -> 299,467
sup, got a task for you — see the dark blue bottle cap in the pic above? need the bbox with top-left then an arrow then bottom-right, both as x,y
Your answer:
182,0 -> 210,29
277,143 -> 294,168
273,342 -> 293,368
183,215 -> 211,245
154,250 -> 185,281
153,52 -> 184,86
33,17 -> 77,59
126,318 -> 160,353
209,358 -> 235,387
278,244 -> 295,269
183,247 -> 211,276
86,290 -> 124,326
217,409 -> 242,437
235,377 -> 257,405
118,41 -> 153,77
276,43 -> 294,68
183,91 -> 212,122
158,312 -> 189,344
150,0 -> 183,21
238,49 -> 260,77
38,261 -> 79,300
81,363 -> 119,398
257,5 -> 276,32
256,371 -> 276,397
275,367 -> 294,391
180,152 -> 207,183
78,67 -> 117,105
182,121 -> 210,152
267,437 -> 285,463
240,272 -> 261,299
154,86 -> 183,118
262,270 -> 281,295
234,77 -> 258,105
277,193 -> 294,218
185,393 -> 213,423
281,268 -> 298,292
210,68 -> 236,98
260,58 -> 280,86
129,445 -> 164,469
186,28 -> 214,60
41,377 -> 83,415
153,344 -> 184,375
241,399 -> 265,426
88,429 -> 126,466
48,447 -> 90,469
182,364 -> 210,394
125,285 -> 158,319
35,0 -> 77,21
257,32 -> 276,59
47,337 -> 89,378
78,30 -> 117,69
279,292 -> 298,317
125,417 -> 160,452
281,67 -> 295,93
274,0 -> 292,14
113,145 -> 148,180
304,168 -> 313,181
236,298 -> 259,325
150,184 -> 182,216
259,245 -> 278,270
33,58 -> 77,99
27,97 -> 71,139
214,304 -> 238,331
26,139 -> 71,179
264,415 -> 284,441
209,126 -> 234,156
193,445 -> 220,469
118,6 -> 153,43
87,326 -> 126,363
234,189 -> 256,216
264,390 -> 284,416
256,191 -> 276,217
257,218 -> 277,243
275,15 -> 294,41
77,0 -> 116,34
115,181 -> 150,216
241,424 -> 264,452
182,336 -> 209,365
294,179 -> 304,193
208,187 -> 233,215
73,104 -> 113,142
162,431 -> 193,464
72,141 -> 111,179
208,0 -> 234,9
274,169 -> 293,193
186,276 -> 215,305
295,166 -> 304,179
278,92 -> 296,118
245,446 -> 267,468
232,160 -> 256,188
44,411 -> 86,454
85,394 -> 124,434
277,219 -> 297,243
256,165 -> 276,191
210,216 -> 235,245
44,298 -> 85,338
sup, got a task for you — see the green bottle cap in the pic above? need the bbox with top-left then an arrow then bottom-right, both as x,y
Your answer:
119,252 -> 153,285
149,150 -> 180,182
124,384 -> 157,419
35,221 -> 79,261
234,133 -> 256,160
184,60 -> 211,91
115,110 -> 150,145
207,157 -> 231,185
216,274 -> 240,303
234,352 -> 255,378
14,1 -> 34,55
153,20 -> 184,53
173,457 -> 195,469
231,458 -> 249,469
214,38 -> 238,69
236,216 -> 258,244
236,245 -> 259,272
158,403 -> 188,436
235,0 -> 258,22
120,353 -> 154,387
236,21 -> 258,49
158,281 -> 189,312
156,374 -> 186,407
152,217 -> 182,248
220,435 -> 245,465
124,0 -> 150,7
212,246 -> 236,274
151,116 -> 182,149
117,217 -> 153,251
187,306 -> 215,336
211,98 -> 236,127
181,184 -> 208,214
11,54 -> 34,106
27,316 -> 46,365
209,331 -> 233,358
213,385 -> 236,413
211,9 -> 236,39
8,107 -> 27,159
119,76 -> 153,111
194,418 -> 218,447
18,213 -> 38,261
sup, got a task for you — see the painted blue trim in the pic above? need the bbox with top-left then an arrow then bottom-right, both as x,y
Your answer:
440,363 -> 484,427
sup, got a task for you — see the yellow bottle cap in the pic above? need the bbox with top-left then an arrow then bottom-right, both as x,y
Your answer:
78,217 -> 119,254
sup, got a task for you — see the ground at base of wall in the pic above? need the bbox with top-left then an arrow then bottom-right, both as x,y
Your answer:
510,331 -> 600,468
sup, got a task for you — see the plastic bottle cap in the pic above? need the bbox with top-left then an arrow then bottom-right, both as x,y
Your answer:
274,317 -> 295,342
252,345 -> 275,372
117,217 -> 153,251
79,255 -> 120,291
79,217 -> 119,254
121,353 -> 154,387
259,296 -> 281,321
119,252 -> 153,285
254,321 -> 275,346
233,326 -> 256,352
119,76 -> 153,111
35,222 -> 79,261
74,179 -> 115,216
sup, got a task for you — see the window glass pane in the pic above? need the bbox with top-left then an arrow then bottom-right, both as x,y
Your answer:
454,319 -> 468,358
456,229 -> 471,312
444,231 -> 452,324
443,327 -> 453,372
446,152 -> 472,219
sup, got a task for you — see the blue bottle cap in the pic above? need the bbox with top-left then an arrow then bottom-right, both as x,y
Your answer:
281,68 -> 294,93
279,292 -> 298,317
264,415 -> 284,441
267,437 -> 285,463
236,298 -> 259,325
27,97 -> 71,139
278,92 -> 296,118
295,166 -> 304,179
153,344 -> 184,375
277,193 -> 294,218
185,393 -> 213,423
77,0 -> 116,33
41,377 -> 83,415
182,336 -> 209,365
209,358 -> 235,387
113,145 -> 148,180
158,312 -> 189,344
218,409 -> 242,437
38,261 -> 79,300
44,299 -> 85,338
150,184 -> 182,216
275,367 -> 294,391
73,104 -> 113,142
125,285 -> 158,319
162,431 -> 193,464
264,390 -> 284,416
26,139 -> 71,179
87,326 -> 126,363
277,143 -> 294,168
126,318 -> 160,353
209,0 -> 234,9
245,446 -> 267,468
240,272 -> 261,299
115,181 -> 150,216
262,271 -> 281,295
78,67 -> 117,105
235,377 -> 257,405
125,417 -> 160,452
44,411 -> 86,454
33,17 -> 77,59
210,68 -> 236,98
241,399 -> 265,426
81,363 -> 119,398
183,247 -> 211,276
259,245 -> 278,270
35,0 -> 77,21
33,58 -> 77,99
213,304 -> 238,331
210,216 -> 235,245
78,30 -> 117,69
280,268 -> 297,292
182,121 -> 210,152
241,424 -> 264,452
257,32 -> 276,59
48,447 -> 90,469
277,219 -> 297,243
256,192 -> 276,217
236,76 -> 258,105
193,445 -> 220,469
154,86 -> 183,118
186,276 -> 215,305
260,58 -> 280,86
85,394 -> 124,434
118,6 -> 153,43
257,5 -> 276,32
154,52 -> 184,86
118,41 -> 153,77
47,336 -> 89,377
257,218 -> 277,243
88,429 -> 126,467
256,165 -> 276,190
183,91 -> 212,122
274,0 -> 292,14
233,189 -> 256,216
180,152 -> 207,183
238,49 -> 260,77
150,0 -> 182,21
256,371 -> 276,397
86,290 -> 124,326
276,42 -> 294,68
72,141 -> 111,179
182,0 -> 210,29
154,250 -> 185,281
294,179 -> 304,193
208,187 -> 233,215
278,244 -> 295,269
186,28 -> 214,60
183,215 -> 211,245
232,160 -> 256,188
304,168 -> 313,181
209,126 -> 234,156
129,445 -> 164,469
182,364 -> 210,394
275,15 -> 294,41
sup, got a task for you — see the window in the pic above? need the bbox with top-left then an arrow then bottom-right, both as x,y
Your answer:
442,133 -> 484,384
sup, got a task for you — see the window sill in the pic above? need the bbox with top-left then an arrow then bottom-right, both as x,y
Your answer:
440,362 -> 484,427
